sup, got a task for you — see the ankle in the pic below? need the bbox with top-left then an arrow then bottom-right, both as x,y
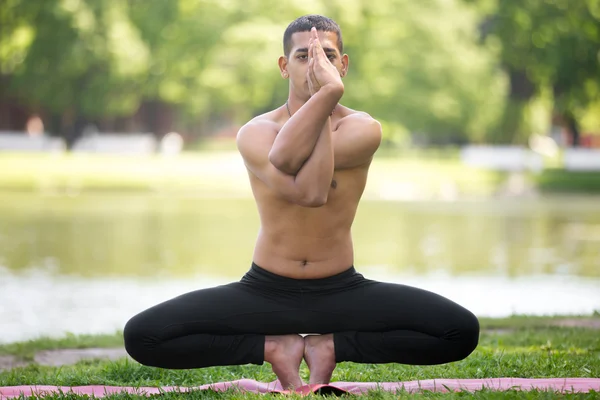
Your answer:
264,335 -> 303,363
307,334 -> 334,348
264,336 -> 278,363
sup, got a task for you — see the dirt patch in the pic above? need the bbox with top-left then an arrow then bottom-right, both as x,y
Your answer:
551,318 -> 600,329
482,328 -> 514,335
0,355 -> 28,371
0,348 -> 129,371
34,348 -> 129,367
483,318 -> 600,334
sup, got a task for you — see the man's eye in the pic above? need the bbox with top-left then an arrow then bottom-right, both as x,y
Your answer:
298,55 -> 307,60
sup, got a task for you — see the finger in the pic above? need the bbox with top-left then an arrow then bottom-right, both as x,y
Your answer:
313,37 -> 325,61
307,65 -> 315,94
309,58 -> 319,86
313,42 -> 325,65
311,28 -> 321,56
314,40 -> 324,60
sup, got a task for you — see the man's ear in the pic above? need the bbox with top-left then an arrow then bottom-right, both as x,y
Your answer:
340,54 -> 349,78
278,56 -> 289,79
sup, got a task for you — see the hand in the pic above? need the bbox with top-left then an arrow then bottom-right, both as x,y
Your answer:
306,33 -> 321,96
306,27 -> 344,96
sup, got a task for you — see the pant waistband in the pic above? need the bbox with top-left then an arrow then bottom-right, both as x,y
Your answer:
248,262 -> 358,286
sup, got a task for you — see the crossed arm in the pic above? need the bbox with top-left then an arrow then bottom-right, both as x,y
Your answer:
236,97 -> 382,207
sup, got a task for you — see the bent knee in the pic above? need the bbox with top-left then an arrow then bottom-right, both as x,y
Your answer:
123,314 -> 157,366
450,310 -> 480,361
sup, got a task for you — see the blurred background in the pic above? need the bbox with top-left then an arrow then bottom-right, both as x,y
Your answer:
0,0 -> 599,344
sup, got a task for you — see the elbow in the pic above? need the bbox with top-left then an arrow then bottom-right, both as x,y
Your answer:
269,151 -> 300,175
297,193 -> 328,208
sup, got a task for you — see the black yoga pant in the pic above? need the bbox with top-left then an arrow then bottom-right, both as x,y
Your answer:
124,263 -> 479,369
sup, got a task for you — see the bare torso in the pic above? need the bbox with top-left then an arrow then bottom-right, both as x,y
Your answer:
245,106 -> 372,279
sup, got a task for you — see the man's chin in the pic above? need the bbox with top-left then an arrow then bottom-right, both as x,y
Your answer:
291,85 -> 312,101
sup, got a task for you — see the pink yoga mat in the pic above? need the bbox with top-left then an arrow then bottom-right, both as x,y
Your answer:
1,378 -> 599,397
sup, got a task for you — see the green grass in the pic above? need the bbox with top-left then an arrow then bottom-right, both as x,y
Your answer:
0,151 -> 504,198
1,315 -> 599,399
1,149 -> 599,197
533,169 -> 600,193
0,333 -> 124,362
0,153 -> 249,194
1,315 -> 597,360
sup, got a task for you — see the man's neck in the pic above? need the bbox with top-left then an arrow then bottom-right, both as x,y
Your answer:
284,95 -> 307,117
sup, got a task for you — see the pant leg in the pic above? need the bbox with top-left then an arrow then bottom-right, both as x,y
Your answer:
301,276 -> 480,365
123,276 -> 305,369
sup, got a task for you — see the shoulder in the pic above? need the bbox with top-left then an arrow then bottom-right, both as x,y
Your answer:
337,108 -> 381,132
237,111 -> 281,143
331,109 -> 382,169
335,108 -> 382,143
236,112 -> 282,161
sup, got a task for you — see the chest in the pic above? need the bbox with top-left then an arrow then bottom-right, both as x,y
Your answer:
326,168 -> 368,202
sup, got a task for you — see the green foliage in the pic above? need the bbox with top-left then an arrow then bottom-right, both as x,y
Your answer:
1,0 -> 507,142
466,0 -> 600,142
1,0 -> 148,117
2,0 -> 598,143
339,0 -> 505,143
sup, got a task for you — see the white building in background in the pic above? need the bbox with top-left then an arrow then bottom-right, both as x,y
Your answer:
460,145 -> 544,172
563,149 -> 600,171
0,131 -> 66,153
71,132 -> 158,155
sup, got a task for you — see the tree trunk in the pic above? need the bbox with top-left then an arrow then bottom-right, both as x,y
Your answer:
562,111 -> 580,147
490,67 -> 535,144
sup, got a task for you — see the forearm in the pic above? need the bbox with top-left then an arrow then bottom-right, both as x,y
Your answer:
292,118 -> 335,207
269,85 -> 342,174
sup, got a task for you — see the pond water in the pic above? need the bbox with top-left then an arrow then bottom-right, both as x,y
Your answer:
1,192 -> 599,344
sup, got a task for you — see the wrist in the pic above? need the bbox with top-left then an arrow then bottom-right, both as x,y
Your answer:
321,83 -> 344,99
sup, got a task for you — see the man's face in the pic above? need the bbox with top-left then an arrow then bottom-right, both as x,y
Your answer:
280,30 -> 348,99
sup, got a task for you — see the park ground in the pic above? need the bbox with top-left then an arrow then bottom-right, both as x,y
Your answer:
2,147 -> 599,397
1,147 -> 600,197
0,314 -> 599,399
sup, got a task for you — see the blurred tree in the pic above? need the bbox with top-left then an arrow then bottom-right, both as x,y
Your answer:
465,0 -> 600,145
186,0 -> 506,145
1,0 -> 150,145
1,0 -> 507,146
334,0 -> 505,145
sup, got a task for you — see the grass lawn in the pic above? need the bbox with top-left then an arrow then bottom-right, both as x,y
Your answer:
0,151 -> 502,198
1,315 -> 599,399
1,150 -> 599,197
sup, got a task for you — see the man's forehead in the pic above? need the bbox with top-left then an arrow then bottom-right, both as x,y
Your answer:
290,31 -> 339,52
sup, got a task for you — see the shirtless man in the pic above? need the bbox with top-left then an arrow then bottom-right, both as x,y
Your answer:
124,15 -> 479,391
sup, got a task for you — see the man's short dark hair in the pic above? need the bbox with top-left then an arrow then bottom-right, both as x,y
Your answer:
283,15 -> 343,57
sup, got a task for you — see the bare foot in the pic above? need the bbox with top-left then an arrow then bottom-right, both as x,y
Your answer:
264,335 -> 305,390
304,334 -> 336,385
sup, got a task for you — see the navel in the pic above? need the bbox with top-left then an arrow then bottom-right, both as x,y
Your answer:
301,260 -> 308,267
